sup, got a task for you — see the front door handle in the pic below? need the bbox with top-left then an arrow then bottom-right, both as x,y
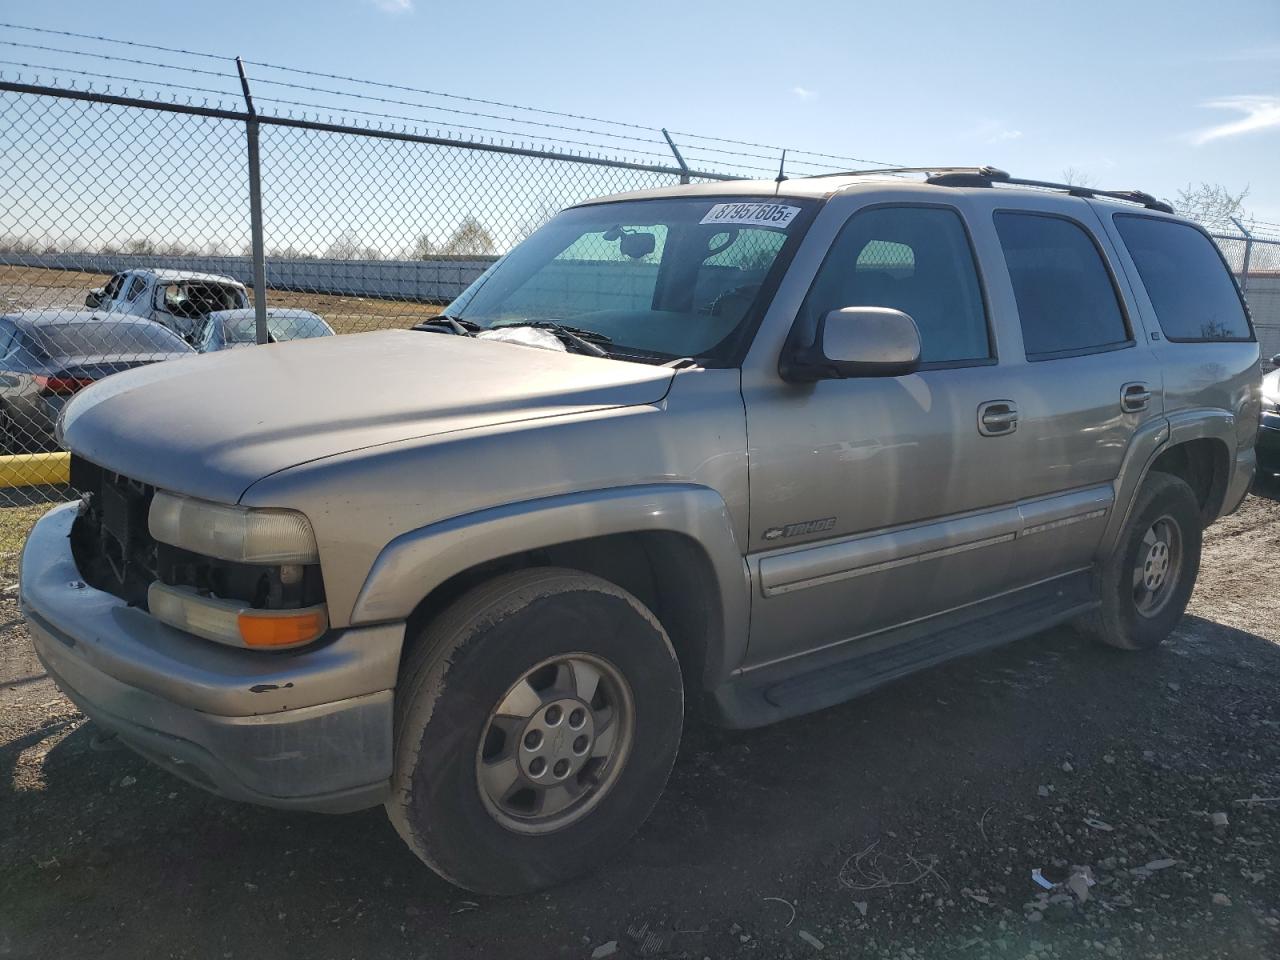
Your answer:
978,400 -> 1018,437
1121,382 -> 1152,413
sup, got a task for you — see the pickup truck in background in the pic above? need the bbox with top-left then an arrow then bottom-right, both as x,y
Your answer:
85,268 -> 249,343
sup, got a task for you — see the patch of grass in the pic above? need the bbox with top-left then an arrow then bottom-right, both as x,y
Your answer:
0,503 -> 53,582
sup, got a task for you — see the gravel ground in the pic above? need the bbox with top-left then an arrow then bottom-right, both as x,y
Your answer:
1,486 -> 1278,960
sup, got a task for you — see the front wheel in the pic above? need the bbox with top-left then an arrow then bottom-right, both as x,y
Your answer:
386,568 -> 684,894
1079,471 -> 1203,651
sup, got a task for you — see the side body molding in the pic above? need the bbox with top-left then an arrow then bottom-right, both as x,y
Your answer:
349,483 -> 750,686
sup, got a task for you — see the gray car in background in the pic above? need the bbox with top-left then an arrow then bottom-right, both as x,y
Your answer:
20,168 -> 1261,895
0,311 -> 192,451
195,308 -> 334,352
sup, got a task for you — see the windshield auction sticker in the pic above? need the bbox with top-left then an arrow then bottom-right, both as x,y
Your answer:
700,202 -> 801,229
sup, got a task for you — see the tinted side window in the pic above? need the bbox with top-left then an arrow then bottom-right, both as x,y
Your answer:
994,213 -> 1130,359
800,206 -> 990,364
1113,216 -> 1251,342
126,276 -> 147,302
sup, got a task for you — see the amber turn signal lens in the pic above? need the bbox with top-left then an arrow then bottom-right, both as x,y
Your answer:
238,609 -> 328,648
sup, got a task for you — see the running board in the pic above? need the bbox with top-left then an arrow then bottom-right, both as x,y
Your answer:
709,571 -> 1097,729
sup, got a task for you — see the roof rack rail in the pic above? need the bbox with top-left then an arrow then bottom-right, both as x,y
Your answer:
803,165 -> 1174,214
925,170 -> 1174,213
804,165 -> 1009,181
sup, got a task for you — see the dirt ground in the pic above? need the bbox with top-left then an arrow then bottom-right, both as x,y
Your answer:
1,485 -> 1278,960
1,264 -> 446,335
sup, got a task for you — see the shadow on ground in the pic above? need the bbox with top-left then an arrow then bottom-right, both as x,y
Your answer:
3,608 -> 1278,959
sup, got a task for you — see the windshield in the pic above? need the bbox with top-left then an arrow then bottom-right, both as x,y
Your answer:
225,313 -> 332,344
446,197 -> 813,361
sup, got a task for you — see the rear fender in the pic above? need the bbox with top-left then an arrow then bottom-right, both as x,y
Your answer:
1098,408 -> 1237,559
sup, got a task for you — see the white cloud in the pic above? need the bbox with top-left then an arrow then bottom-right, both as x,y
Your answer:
371,0 -> 413,12
1191,95 -> 1280,145
964,119 -> 1023,144
791,86 -> 817,100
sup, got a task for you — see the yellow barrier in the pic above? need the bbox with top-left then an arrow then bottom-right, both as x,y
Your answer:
0,452 -> 70,488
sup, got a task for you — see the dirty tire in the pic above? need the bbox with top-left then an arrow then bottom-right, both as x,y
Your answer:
1079,471 -> 1202,651
386,568 -> 684,895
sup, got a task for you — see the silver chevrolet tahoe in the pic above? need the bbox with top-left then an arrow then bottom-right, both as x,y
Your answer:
20,167 -> 1260,894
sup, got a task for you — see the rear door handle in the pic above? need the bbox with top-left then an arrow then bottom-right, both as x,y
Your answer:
978,400 -> 1018,437
1121,382 -> 1152,413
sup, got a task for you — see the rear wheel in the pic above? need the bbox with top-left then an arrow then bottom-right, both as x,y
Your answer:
1079,471 -> 1202,650
386,568 -> 684,894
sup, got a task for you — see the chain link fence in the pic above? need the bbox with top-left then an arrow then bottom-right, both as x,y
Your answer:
0,79 -> 747,565
1,74 -> 1279,567
1210,231 -> 1280,361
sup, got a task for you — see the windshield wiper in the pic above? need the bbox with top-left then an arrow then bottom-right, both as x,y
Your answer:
412,315 -> 479,336
491,319 -> 612,357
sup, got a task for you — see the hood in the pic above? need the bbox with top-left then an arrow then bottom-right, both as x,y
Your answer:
1264,368 -> 1280,401
61,329 -> 675,503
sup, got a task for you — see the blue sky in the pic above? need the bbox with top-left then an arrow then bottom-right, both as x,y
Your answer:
5,0 -> 1280,224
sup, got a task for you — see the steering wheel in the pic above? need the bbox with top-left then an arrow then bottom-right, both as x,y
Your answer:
704,228 -> 739,259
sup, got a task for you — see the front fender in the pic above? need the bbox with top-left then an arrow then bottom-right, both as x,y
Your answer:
349,483 -> 751,685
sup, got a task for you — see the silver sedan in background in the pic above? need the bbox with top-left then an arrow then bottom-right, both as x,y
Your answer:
195,308 -> 334,352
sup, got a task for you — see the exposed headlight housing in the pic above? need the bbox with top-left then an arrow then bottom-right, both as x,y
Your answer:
149,491 -> 319,565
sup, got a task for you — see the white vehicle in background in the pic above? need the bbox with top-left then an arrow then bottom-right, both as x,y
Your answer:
85,269 -> 249,343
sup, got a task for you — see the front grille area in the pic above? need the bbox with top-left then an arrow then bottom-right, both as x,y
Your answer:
69,455 -> 159,607
68,455 -> 326,613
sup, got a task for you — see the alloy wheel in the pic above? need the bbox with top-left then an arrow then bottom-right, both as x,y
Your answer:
476,653 -> 635,834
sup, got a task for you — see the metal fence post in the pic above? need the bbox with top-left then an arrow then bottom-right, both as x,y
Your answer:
236,58 -> 269,345
661,129 -> 691,185
1231,217 -> 1254,295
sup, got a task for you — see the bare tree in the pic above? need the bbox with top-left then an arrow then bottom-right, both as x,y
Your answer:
441,216 -> 496,256
411,234 -> 437,260
1170,182 -> 1251,230
1061,167 -> 1096,188
324,230 -> 366,260
515,200 -> 561,242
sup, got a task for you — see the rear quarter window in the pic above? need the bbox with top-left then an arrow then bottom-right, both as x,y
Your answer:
1113,215 -> 1252,342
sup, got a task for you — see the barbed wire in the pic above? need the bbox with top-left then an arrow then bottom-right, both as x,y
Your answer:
0,59 -> 800,175
0,59 -> 241,107
0,20 -> 898,169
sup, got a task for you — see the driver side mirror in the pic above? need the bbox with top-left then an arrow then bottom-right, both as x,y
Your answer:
84,289 -> 104,309
781,307 -> 921,382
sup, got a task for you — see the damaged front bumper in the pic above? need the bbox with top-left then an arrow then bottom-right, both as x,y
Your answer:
20,503 -> 400,813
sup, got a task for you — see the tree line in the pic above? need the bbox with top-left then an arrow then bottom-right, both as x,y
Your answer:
0,214 -> 500,262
